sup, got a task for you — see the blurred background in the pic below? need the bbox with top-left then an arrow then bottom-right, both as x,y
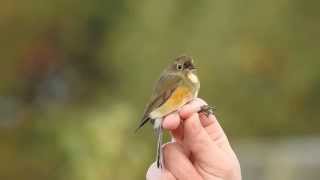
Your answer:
0,0 -> 319,179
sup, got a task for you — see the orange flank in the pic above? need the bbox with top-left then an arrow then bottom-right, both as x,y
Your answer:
157,85 -> 193,115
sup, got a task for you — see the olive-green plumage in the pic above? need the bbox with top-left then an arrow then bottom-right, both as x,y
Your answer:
137,55 -> 200,168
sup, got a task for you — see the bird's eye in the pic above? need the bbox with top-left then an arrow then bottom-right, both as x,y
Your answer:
176,64 -> 183,70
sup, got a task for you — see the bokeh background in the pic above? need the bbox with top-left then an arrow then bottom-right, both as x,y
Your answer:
0,0 -> 319,179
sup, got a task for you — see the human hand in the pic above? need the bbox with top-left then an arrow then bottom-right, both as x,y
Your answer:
146,98 -> 241,180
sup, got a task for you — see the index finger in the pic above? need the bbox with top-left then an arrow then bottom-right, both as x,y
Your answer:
179,98 -> 207,119
180,98 -> 232,150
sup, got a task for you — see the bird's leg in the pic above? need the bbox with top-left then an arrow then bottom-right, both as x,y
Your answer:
199,105 -> 216,117
154,118 -> 164,169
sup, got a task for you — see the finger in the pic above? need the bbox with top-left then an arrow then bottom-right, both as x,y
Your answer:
198,113 -> 231,151
163,143 -> 201,180
183,114 -> 227,164
146,162 -> 176,180
163,112 -> 180,130
170,123 -> 184,143
179,98 -> 207,119
183,113 -> 241,179
198,112 -> 216,128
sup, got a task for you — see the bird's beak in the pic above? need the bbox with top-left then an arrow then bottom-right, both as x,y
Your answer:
184,61 -> 196,70
190,64 -> 197,70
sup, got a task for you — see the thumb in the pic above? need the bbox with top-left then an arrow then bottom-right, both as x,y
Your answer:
146,162 -> 176,180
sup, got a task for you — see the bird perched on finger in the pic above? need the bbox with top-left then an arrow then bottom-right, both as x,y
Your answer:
136,55 -> 213,168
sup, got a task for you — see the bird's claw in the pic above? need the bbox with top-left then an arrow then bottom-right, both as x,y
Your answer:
199,105 -> 216,117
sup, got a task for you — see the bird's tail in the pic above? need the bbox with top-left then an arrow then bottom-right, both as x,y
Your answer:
134,117 -> 151,133
154,118 -> 163,168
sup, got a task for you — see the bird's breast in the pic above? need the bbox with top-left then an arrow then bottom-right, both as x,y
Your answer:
149,85 -> 194,119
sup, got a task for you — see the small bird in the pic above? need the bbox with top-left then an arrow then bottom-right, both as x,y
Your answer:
136,55 -> 213,168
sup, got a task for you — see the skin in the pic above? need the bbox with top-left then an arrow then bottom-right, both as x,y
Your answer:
146,98 -> 241,180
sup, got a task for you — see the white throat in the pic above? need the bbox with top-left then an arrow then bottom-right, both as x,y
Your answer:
187,72 -> 199,84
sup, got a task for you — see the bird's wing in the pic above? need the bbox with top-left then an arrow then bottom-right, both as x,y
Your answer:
136,74 -> 181,131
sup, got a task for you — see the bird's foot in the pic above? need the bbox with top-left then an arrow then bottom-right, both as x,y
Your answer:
199,105 -> 216,117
